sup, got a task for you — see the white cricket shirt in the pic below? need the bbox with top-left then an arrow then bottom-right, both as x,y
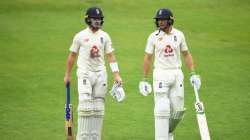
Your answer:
70,27 -> 114,76
145,28 -> 188,70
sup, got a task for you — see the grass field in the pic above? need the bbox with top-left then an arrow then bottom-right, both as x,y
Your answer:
1,0 -> 250,140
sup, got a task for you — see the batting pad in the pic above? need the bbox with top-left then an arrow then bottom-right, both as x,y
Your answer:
90,116 -> 103,140
78,98 -> 105,117
169,109 -> 186,132
154,96 -> 170,117
77,116 -> 91,140
155,116 -> 170,140
168,132 -> 174,140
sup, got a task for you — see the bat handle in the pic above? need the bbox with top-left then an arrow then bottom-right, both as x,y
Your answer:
193,85 -> 201,103
66,82 -> 71,107
66,81 -> 70,88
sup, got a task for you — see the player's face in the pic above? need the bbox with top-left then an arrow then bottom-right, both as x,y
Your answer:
158,19 -> 168,30
90,17 -> 102,29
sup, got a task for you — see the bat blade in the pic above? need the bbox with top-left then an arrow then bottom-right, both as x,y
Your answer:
65,104 -> 74,140
195,102 -> 211,140
197,113 -> 211,140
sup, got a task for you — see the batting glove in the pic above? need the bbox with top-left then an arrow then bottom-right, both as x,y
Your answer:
110,82 -> 125,102
190,72 -> 201,90
139,78 -> 152,96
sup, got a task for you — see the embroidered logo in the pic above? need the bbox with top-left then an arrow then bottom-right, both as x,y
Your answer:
159,10 -> 162,15
84,38 -> 89,42
100,37 -> 104,44
96,9 -> 100,14
174,36 -> 177,42
83,79 -> 86,85
159,82 -> 162,88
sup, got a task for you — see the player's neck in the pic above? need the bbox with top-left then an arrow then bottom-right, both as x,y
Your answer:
163,26 -> 172,34
89,27 -> 99,33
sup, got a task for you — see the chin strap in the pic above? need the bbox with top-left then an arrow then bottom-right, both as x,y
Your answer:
155,29 -> 161,36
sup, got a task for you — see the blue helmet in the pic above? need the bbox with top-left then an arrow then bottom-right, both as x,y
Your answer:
85,7 -> 104,25
154,8 -> 174,27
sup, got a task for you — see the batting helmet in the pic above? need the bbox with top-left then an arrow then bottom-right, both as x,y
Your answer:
154,8 -> 174,27
85,7 -> 104,26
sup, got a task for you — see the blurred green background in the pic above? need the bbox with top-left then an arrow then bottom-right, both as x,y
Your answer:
0,0 -> 250,139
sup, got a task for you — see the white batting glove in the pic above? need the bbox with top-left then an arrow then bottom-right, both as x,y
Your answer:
139,78 -> 152,96
110,82 -> 125,102
190,72 -> 201,90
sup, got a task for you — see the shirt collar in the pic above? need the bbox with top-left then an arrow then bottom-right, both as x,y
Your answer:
87,27 -> 100,34
169,27 -> 175,34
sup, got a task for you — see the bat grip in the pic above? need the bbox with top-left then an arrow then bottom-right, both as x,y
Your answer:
66,82 -> 70,108
193,85 -> 200,102
66,81 -> 70,89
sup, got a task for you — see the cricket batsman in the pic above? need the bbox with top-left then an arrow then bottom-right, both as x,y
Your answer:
64,7 -> 124,140
139,8 -> 201,140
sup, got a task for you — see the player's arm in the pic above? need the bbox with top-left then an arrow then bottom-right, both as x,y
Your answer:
143,53 -> 153,78
138,53 -> 153,96
106,52 -> 122,84
182,50 -> 194,72
139,34 -> 154,96
64,52 -> 77,85
182,50 -> 201,89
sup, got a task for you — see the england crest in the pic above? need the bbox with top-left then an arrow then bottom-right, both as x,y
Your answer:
100,37 -> 104,44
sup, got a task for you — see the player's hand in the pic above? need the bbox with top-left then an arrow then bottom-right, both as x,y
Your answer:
113,73 -> 122,86
110,82 -> 125,102
190,72 -> 201,90
64,74 -> 71,86
139,78 -> 152,96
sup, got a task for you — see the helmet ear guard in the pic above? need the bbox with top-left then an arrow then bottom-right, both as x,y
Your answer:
167,16 -> 174,25
84,15 -> 91,25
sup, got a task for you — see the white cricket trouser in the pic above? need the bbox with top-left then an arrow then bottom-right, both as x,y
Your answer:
77,70 -> 107,140
153,69 -> 184,140
78,70 -> 108,98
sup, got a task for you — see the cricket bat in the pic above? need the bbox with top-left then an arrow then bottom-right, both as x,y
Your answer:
193,85 -> 211,140
65,82 -> 74,140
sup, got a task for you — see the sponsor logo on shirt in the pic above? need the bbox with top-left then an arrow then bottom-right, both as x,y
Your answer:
164,45 -> 174,57
90,45 -> 100,58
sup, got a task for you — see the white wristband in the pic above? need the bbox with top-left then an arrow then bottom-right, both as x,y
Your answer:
110,62 -> 119,72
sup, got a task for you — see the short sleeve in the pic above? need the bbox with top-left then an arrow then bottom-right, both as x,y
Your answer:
104,33 -> 114,54
145,34 -> 155,54
180,32 -> 188,51
69,34 -> 80,53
